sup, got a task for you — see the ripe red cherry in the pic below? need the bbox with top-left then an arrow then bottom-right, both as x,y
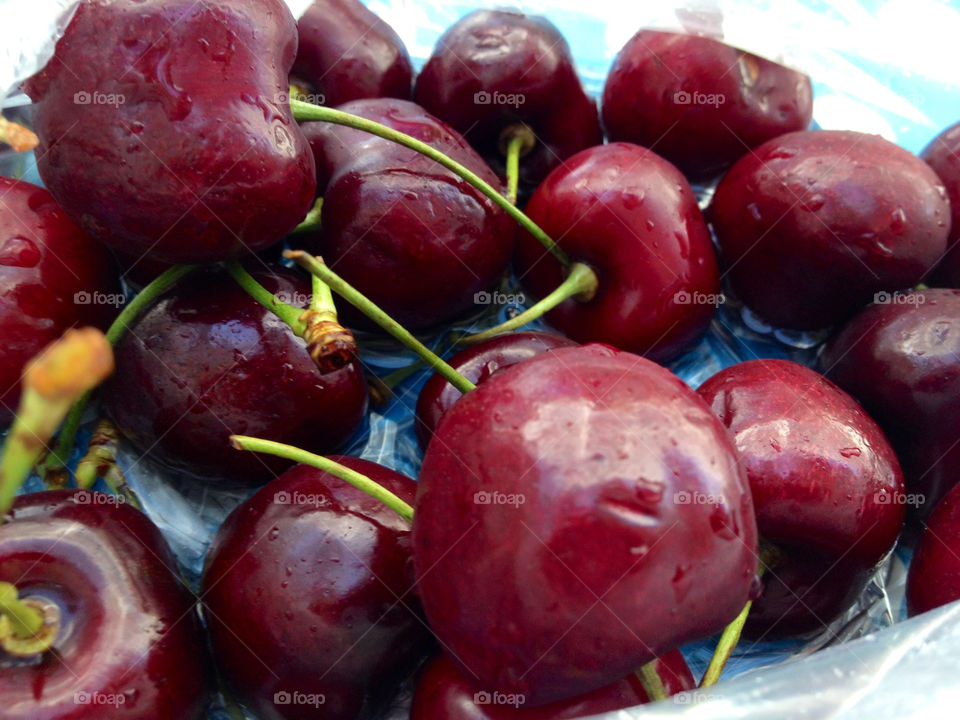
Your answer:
920,121 -> 960,287
104,266 -> 368,485
24,0 -> 316,264
0,490 -> 210,719
513,143 -> 721,363
410,650 -> 695,719
709,130 -> 950,330
413,344 -> 757,706
415,331 -> 576,448
907,482 -> 960,616
0,177 -> 118,424
293,0 -> 412,106
298,98 -> 514,331
414,9 -> 602,195
602,30 -> 812,180
697,359 -> 904,638
203,457 -> 431,720
820,288 -> 960,519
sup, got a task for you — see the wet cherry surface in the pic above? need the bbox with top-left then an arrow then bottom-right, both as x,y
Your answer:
907,481 -> 960,616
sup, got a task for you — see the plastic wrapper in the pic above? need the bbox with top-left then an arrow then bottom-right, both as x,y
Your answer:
2,1 -> 959,718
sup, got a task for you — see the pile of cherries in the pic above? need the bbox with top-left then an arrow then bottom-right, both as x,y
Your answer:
2,1 -> 960,719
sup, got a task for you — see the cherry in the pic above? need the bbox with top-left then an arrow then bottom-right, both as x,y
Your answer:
296,98 -> 514,332
906,482 -> 960,616
24,0 -> 316,264
820,288 -> 960,520
697,359 -> 904,638
415,331 -> 576,448
0,177 -> 118,425
413,344 -> 757,706
410,650 -> 695,719
709,130 -> 950,330
920,121 -> 960,287
414,9 -> 602,198
602,30 -> 812,180
0,489 -> 210,719
202,456 -> 431,720
293,0 -> 413,107
513,143 -> 721,363
103,265 -> 368,485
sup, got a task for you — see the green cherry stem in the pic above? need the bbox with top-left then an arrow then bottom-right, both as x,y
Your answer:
285,250 -> 476,394
636,660 -> 669,702
230,435 -> 414,523
290,197 -> 324,235
458,262 -> 599,346
500,124 -> 536,206
290,100 -> 570,268
43,265 -> 196,478
225,260 -> 306,335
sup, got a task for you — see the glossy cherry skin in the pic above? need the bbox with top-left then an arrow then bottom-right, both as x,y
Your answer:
413,344 -> 757,706
0,490 -> 209,720
104,266 -> 368,485
697,359 -> 904,638
415,331 -> 576,448
410,650 -> 694,720
920,121 -> 960,287
513,143 -> 721,363
602,30 -> 812,181
298,98 -> 514,331
293,0 -> 412,106
203,458 -> 431,720
24,0 -> 316,264
414,9 -> 602,197
709,130 -> 950,330
820,288 -> 960,520
907,482 -> 960,615
0,177 -> 118,425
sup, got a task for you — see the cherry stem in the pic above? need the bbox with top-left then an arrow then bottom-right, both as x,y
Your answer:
290,197 -> 323,235
290,100 -> 571,268
0,115 -> 39,153
1,328 -> 114,517
230,435 -> 415,523
458,262 -> 599,346
225,260 -> 306,335
637,660 -> 669,702
285,250 -> 476,394
505,134 -> 524,205
43,265 -> 196,477
75,419 -> 141,510
0,582 -> 43,638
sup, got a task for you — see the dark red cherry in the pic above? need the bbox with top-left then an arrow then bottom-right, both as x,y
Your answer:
602,30 -> 812,180
709,130 -> 950,330
414,9 -> 601,195
907,482 -> 960,616
0,490 -> 210,719
697,359 -> 904,638
297,98 -> 514,332
0,176 -> 118,424
24,0 -> 316,264
103,266 -> 368,485
820,288 -> 960,519
513,143 -> 721,363
413,344 -> 757,706
410,650 -> 695,719
920,121 -> 960,287
293,0 -> 412,106
203,457 -> 431,720
415,331 -> 576,448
